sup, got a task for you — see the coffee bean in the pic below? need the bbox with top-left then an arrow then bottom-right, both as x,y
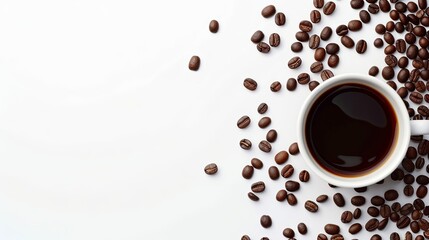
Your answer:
408,45 -> 419,59
317,234 -> 328,240
315,195 -> 328,203
276,189 -> 287,202
257,103 -> 268,115
348,20 -> 362,31
416,81 -> 426,92
237,115 -> 251,129
374,38 -> 384,48
324,224 -> 340,235
375,24 -> 386,34
421,38 -> 429,49
305,200 -> 319,212
314,48 -> 326,62
269,33 -> 280,47
251,31 -> 264,44
288,56 -> 302,69
266,129 -> 277,143
257,42 -> 270,53
310,10 -> 322,23
398,215 -> 411,229
295,31 -> 309,42
310,62 -> 324,73
251,181 -> 265,192
401,203 -> 414,215
251,158 -> 263,169
242,165 -> 254,179
402,158 -> 415,172
299,170 -> 310,182
394,22 -> 404,33
391,212 -> 400,222
414,26 -> 427,37
333,193 -> 345,207
382,66 -> 395,80
380,204 -> 392,218
359,10 -> 371,23
243,78 -> 257,91
351,0 -> 364,9
275,151 -> 289,164
368,66 -> 379,76
298,223 -> 307,234
326,56 -> 340,71
417,185 -> 428,198
411,221 -> 420,233
368,206 -> 380,217
384,44 -> 396,54
320,26 -> 332,40
275,12 -> 286,26
404,184 -> 415,196
354,187 -> 367,193
380,0 -> 391,12
398,57 -> 409,68
411,92 -> 424,104
368,3 -> 380,14
341,36 -> 355,48
351,196 -> 366,206
406,33 -> 417,44
418,141 -> 429,155
419,218 -> 429,230
356,40 -> 367,53
259,140 -> 271,153
309,34 -> 320,49
384,189 -> 398,201
395,39 -> 406,54
287,193 -> 297,205
417,235 -> 425,240
406,146 -> 417,159
285,180 -> 300,191
281,164 -> 294,178
188,56 -> 201,71
260,215 -> 272,228
425,231 -> 429,239
298,73 -> 310,84
336,25 -> 349,36
365,218 -> 379,231
391,168 -> 405,181
384,32 -> 395,44
204,163 -> 218,175
341,211 -> 353,223
261,5 -> 276,18
247,192 -> 259,201
270,81 -> 281,92
299,20 -> 313,32
416,157 -> 425,169
258,117 -> 271,128
414,199 -> 425,210
209,20 -> 219,33
326,43 -> 339,54
420,0 -> 427,9
390,232 -> 400,240
286,78 -> 297,91
291,42 -> 303,52
397,69 -> 410,83
386,20 -> 394,31
386,81 -> 397,90
378,217 -> 389,230
385,54 -> 397,67
283,228 -> 295,238
323,1 -> 336,15
321,69 -> 334,80
349,223 -> 362,234
418,106 -> 429,117
314,0 -> 324,8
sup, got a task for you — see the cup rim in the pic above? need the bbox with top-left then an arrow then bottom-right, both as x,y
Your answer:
297,73 -> 410,188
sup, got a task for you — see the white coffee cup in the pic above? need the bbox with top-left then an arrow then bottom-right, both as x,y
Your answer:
297,73 -> 429,188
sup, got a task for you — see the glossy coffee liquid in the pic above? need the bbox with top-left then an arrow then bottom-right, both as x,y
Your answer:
305,83 -> 397,177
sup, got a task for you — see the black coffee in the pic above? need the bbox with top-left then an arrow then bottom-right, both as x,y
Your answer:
305,83 -> 397,177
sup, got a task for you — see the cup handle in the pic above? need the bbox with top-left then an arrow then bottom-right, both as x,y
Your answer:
410,120 -> 429,135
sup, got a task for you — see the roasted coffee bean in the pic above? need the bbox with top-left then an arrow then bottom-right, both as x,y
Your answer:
417,185 -> 428,198
327,54 -> 339,68
397,68 -> 410,82
418,141 -> 429,155
251,158 -> 263,169
289,142 -> 299,155
416,157 -> 425,169
406,33 -> 417,44
237,116 -> 251,129
360,10 -> 371,23
299,20 -> 313,32
397,215 -> 411,229
378,218 -> 389,230
368,3 -> 380,14
209,20 -> 219,33
419,48 -> 429,59
411,92 -> 424,104
414,26 -> 427,37
314,0 -> 325,8
336,25 -> 349,36
291,42 -> 303,52
398,57 -> 409,68
286,78 -> 297,91
298,73 -> 310,84
371,196 -> 385,206
281,164 -> 294,178
382,66 -> 395,80
412,210 -> 422,220
309,35 -> 320,49
369,66 -> 379,76
188,56 -> 201,71
243,78 -> 257,91
321,69 -> 334,80
259,140 -> 271,153
391,168 -> 405,180
368,206 -> 380,217
266,129 -> 277,143
414,199 -> 425,210
417,235 -> 425,240
374,38 -> 384,48
386,21 -> 395,31
349,223 -> 362,234
310,62 -> 323,73
341,35 -> 355,48
351,0 -> 364,9
375,24 -> 386,34
411,221 -> 420,233
333,193 -> 345,207
420,38 -> 429,48
355,187 -> 367,193
392,202 -> 401,212
385,55 -> 397,67
384,32 -> 395,44
288,57 -> 302,69
406,147 -> 417,160
351,196 -> 366,206
408,1 -> 418,12
384,44 -> 396,54
408,45 -> 419,59
365,218 -> 379,231
396,39 -> 406,53
404,184 -> 415,196
242,165 -> 254,179
390,232 -> 400,240
341,211 -> 353,223
356,40 -> 367,53
395,22 -> 404,33
299,170 -> 310,182
348,20 -> 362,31
326,43 -> 340,54
285,180 -> 300,191
204,163 -> 218,175
324,224 -> 340,235
275,151 -> 289,165
316,194 -> 328,202
296,31 -> 309,42
320,26 -> 332,40
287,193 -> 297,205
402,158 -> 415,172
328,184 -> 337,188
380,204 -> 391,218
260,215 -> 272,228
258,117 -> 271,129
353,208 -> 362,219
419,218 -> 429,230
309,81 -> 320,92
261,5 -> 276,18
297,223 -> 307,234
384,189 -> 398,201
251,181 -> 265,193
315,47 -> 326,61
247,192 -> 259,201
310,10 -> 322,23
283,228 -> 295,238
269,33 -> 280,47
251,30 -> 265,44
305,200 -> 319,212
386,81 -> 397,90
270,81 -> 281,92
241,235 -> 250,240
331,234 -> 344,240
391,212 -> 400,222
257,103 -> 268,115
418,106 -> 429,117
401,203 -> 414,215
257,42 -> 270,53
416,81 -> 426,93
425,231 -> 429,239
420,0 -> 427,9
323,1 -> 336,15
275,12 -> 286,26
268,166 -> 279,180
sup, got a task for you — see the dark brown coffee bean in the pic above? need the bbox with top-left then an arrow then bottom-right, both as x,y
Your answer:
257,103 -> 268,114
418,106 -> 429,117
341,35 -> 355,48
397,215 -> 411,229
258,140 -> 271,153
332,234 -> 344,240
395,22 -> 404,33
419,48 -> 429,59
258,117 -> 271,129
288,143 -> 299,155
360,10 -> 371,23
310,10 -> 322,23
368,66 -> 379,76
287,193 -> 297,205
417,185 -> 428,198
341,211 -> 353,223
285,180 -> 300,191
317,234 -> 328,240
251,181 -> 265,192
309,35 -> 320,49
387,21 -> 395,31
348,20 -> 362,31
351,0 -> 365,9
298,223 -> 307,234
382,66 -> 395,80
188,56 -> 201,71
269,33 -> 280,47
384,189 -> 398,201
390,9 -> 399,20
368,206 -> 380,217
242,165 -> 254,179
326,43 -> 339,54
209,20 -> 219,33
275,151 -> 289,165
260,215 -> 272,228
420,0 -> 427,9
305,200 -> 319,212
414,26 -> 427,37
406,33 -> 417,44
291,42 -> 303,52
316,194 -> 328,202
204,163 -> 218,175
396,39 -> 406,53
324,224 -> 340,235
392,202 -> 401,212
310,62 -> 323,73
315,47 -> 326,62
380,0 -> 391,12
320,26 -> 332,40
391,212 -> 400,222
243,78 -> 257,91
295,31 -> 309,42
425,231 -> 429,239
402,158 -> 415,172
299,20 -> 313,32
251,30 -> 264,43
323,1 -> 336,15
365,218 -> 379,231
408,45 -> 419,59
368,3 -> 380,14
398,56 -> 409,68
391,168 -> 405,180
411,92 -> 424,104
371,196 -> 385,206
416,81 -> 426,93
412,210 -> 422,220
336,25 -> 349,36
417,235 -> 425,240
286,78 -> 297,91
270,81 -> 281,92
404,184 -> 415,196
380,204 -> 391,218
275,12 -> 286,26
349,223 -> 362,234
384,44 -> 396,54
333,193 -> 345,207
390,232 -> 400,240
421,38 -> 429,48
298,73 -> 310,84
419,218 -> 429,230
283,228 -> 295,238
351,196 -> 366,206
247,192 -> 259,201
321,69 -> 334,80
385,54 -> 397,67
378,218 -> 389,230
288,57 -> 302,69
416,157 -> 425,169
241,235 -> 250,240
397,69 -> 410,83
268,166 -> 279,180
384,32 -> 395,44
375,24 -> 386,34
257,42 -> 270,53
281,164 -> 294,178
411,221 -> 420,233
314,0 -> 325,8
275,189 -> 287,202
386,81 -> 397,90
261,5 -> 276,18
374,38 -> 384,48
266,129 -> 277,143
355,187 -> 367,193
411,69 -> 421,82
414,199 -> 425,210
237,115 -> 251,129
422,71 -> 429,80
401,203 -> 414,215
299,170 -> 310,182
356,40 -> 367,53
408,1 -> 418,12
251,158 -> 263,169
418,141 -> 429,155
326,55 -> 339,68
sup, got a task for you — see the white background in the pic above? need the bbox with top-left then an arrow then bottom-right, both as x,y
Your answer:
0,0 -> 426,239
